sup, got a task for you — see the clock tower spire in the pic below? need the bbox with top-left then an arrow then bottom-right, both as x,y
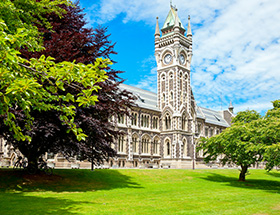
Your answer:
155,5 -> 195,161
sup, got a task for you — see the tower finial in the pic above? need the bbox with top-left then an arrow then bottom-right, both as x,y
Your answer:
155,17 -> 160,38
174,8 -> 180,30
187,15 -> 192,38
228,101 -> 234,113
170,0 -> 172,7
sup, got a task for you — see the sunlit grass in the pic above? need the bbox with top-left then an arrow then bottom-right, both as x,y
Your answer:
0,169 -> 279,214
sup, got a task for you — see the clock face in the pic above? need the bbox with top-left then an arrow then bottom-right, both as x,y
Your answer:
179,54 -> 185,64
164,54 -> 172,64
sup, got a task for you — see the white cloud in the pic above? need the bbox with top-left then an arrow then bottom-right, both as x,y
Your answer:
133,56 -> 157,93
85,0 -> 280,113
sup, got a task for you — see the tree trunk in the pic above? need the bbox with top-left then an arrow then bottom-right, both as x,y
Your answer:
27,154 -> 39,170
91,159 -> 94,171
239,165 -> 248,181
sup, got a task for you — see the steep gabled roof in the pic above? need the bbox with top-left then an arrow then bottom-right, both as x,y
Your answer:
161,6 -> 185,32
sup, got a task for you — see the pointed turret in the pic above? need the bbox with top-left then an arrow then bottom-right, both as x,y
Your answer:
173,8 -> 180,33
228,101 -> 234,114
187,15 -> 192,39
155,17 -> 160,39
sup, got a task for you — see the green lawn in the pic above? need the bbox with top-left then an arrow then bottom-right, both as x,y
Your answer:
0,169 -> 279,215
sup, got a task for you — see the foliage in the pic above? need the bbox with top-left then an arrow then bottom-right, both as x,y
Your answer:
0,0 -> 109,143
1,1 -> 135,168
198,101 -> 280,181
262,100 -> 280,170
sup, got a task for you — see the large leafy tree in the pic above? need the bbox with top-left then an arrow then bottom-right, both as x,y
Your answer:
2,1 -> 135,169
0,0 -> 109,143
261,100 -> 280,171
198,101 -> 280,181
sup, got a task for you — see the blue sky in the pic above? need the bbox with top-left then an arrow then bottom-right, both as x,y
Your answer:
79,0 -> 280,114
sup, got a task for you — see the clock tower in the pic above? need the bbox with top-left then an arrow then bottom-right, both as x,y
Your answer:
155,5 -> 196,163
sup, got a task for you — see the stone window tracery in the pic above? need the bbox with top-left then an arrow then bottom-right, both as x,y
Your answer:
152,117 -> 159,129
131,112 -> 138,126
118,135 -> 126,153
132,135 -> 139,153
141,136 -> 150,154
153,138 -> 159,154
141,114 -> 150,128
118,113 -> 125,124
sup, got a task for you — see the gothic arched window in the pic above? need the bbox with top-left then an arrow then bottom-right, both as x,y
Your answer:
165,113 -> 171,130
118,135 -> 125,153
132,134 -> 139,153
153,138 -> 159,154
141,136 -> 151,154
165,140 -> 171,157
167,142 -> 170,155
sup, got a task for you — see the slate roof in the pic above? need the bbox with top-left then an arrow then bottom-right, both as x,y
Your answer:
120,84 -> 230,127
197,106 -> 230,127
120,84 -> 159,111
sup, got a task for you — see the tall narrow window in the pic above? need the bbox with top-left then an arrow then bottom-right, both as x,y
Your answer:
152,117 -> 158,129
118,114 -> 125,124
165,113 -> 171,130
182,139 -> 187,157
132,135 -> 138,153
198,123 -> 201,134
205,127 -> 209,137
118,135 -> 124,152
131,113 -> 137,126
144,115 -> 147,127
167,141 -> 170,156
142,137 -> 150,154
153,139 -> 159,154
210,128 -> 213,137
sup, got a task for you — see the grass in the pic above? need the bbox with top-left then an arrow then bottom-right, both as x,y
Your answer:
0,169 -> 280,215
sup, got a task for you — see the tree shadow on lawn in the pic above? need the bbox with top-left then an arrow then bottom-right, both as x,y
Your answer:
266,171 -> 280,178
199,173 -> 280,194
0,169 -> 143,193
0,192 -> 87,215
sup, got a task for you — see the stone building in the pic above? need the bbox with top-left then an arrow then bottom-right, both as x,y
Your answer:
108,5 -> 234,169
0,5 -> 234,169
